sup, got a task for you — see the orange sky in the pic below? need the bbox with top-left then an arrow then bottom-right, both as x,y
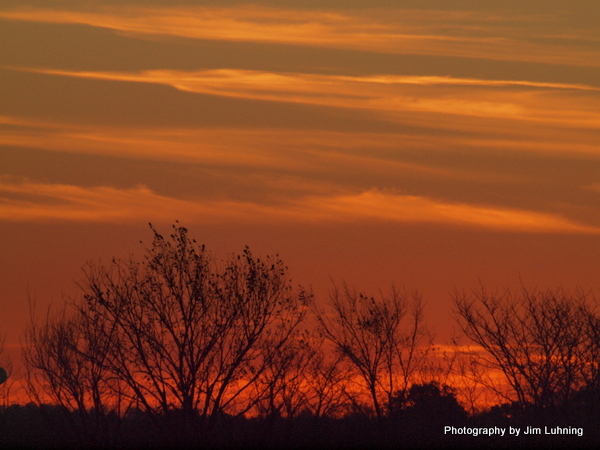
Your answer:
1,0 -> 599,369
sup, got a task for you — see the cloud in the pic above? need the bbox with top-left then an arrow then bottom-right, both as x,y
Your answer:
1,6 -> 598,67
1,110 -> 597,195
303,190 -> 600,233
0,179 -> 597,233
0,118 -> 306,170
14,67 -> 600,129
0,179 -> 173,222
0,116 -> 447,175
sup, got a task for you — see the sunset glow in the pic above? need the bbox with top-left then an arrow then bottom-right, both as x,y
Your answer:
1,0 -> 599,426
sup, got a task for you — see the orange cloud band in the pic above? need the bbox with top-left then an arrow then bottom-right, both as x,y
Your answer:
0,179 -> 597,234
15,67 -> 600,128
1,6 -> 599,67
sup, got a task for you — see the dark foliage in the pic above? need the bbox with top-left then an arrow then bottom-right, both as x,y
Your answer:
2,401 -> 599,448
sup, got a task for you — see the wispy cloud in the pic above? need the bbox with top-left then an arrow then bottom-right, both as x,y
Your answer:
303,190 -> 600,233
1,179 -> 597,233
16,67 -> 600,129
0,116 -> 453,175
1,6 -> 598,67
0,117 -> 306,170
1,111 -> 597,192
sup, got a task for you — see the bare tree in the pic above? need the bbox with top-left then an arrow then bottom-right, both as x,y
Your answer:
0,333 -> 12,410
446,343 -> 504,415
24,222 -> 310,427
252,329 -> 353,421
252,330 -> 312,420
23,302 -> 124,445
454,286 -> 598,411
302,333 -> 352,420
580,310 -> 600,393
313,284 -> 430,418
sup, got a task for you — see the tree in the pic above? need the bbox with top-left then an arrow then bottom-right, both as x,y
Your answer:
252,330 -> 312,420
313,284 -> 430,418
391,382 -> 466,422
454,286 -> 599,411
252,330 -> 352,421
23,303 -> 123,446
302,333 -> 352,421
24,223 -> 310,430
0,333 -> 12,413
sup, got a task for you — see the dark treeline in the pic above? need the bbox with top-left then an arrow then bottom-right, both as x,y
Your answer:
1,223 -> 599,447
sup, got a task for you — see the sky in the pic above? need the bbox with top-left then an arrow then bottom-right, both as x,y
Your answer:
1,0 -> 600,360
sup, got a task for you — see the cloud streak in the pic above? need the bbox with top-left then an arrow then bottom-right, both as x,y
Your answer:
0,116 -> 457,176
17,67 -> 600,129
1,110 -> 597,195
0,179 -> 597,234
1,5 -> 599,67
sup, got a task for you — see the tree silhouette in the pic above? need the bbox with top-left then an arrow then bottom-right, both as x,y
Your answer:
252,330 -> 312,420
24,223 -> 310,431
454,286 -> 599,412
392,381 -> 466,421
313,284 -> 430,418
301,332 -> 351,421
23,305 -> 122,445
0,333 -> 12,413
